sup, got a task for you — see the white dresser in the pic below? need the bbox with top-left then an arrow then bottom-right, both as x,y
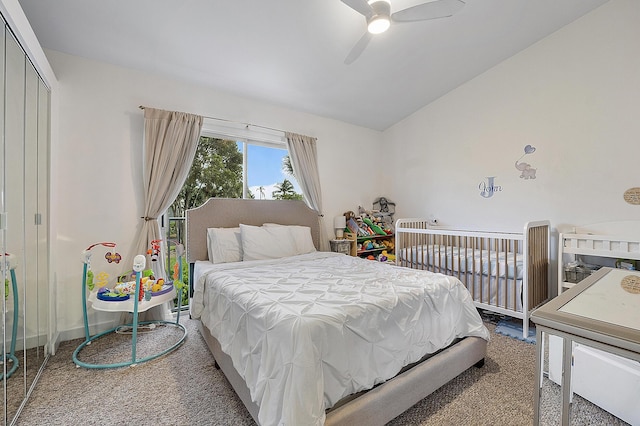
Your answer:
548,223 -> 640,424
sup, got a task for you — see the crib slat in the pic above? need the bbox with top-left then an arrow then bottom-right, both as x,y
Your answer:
471,236 -> 476,300
498,238 -> 502,308
512,239 -> 517,312
463,236 -> 469,291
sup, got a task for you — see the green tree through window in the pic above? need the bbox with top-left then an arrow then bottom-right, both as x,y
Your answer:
170,137 -> 243,217
272,179 -> 303,200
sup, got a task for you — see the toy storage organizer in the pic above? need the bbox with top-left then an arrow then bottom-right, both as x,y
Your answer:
549,228 -> 640,424
73,243 -> 187,369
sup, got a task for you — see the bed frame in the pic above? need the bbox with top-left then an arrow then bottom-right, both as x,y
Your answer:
186,198 -> 487,425
395,219 -> 550,339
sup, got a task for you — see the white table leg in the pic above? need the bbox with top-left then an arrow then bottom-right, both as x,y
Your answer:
533,327 -> 544,425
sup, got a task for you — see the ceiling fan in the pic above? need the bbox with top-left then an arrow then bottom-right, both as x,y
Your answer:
341,0 -> 465,64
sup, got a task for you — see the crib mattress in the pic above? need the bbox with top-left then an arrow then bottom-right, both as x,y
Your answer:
400,245 -> 524,279
191,251 -> 489,426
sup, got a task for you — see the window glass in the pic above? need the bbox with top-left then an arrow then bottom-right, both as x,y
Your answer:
170,136 -> 303,217
169,136 -> 243,217
247,144 -> 301,200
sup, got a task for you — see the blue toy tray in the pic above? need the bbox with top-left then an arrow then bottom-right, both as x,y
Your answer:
97,292 -> 130,302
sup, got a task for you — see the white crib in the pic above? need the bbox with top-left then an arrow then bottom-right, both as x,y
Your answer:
395,219 -> 551,339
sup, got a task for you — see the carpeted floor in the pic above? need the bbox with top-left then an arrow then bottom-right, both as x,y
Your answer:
13,315 -> 628,425
494,318 -> 536,344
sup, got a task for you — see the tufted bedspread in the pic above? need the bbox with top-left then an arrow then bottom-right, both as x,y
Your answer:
191,251 -> 489,426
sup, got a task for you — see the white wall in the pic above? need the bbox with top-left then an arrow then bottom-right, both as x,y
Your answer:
384,0 -> 640,234
47,50 -> 382,336
45,0 -> 640,338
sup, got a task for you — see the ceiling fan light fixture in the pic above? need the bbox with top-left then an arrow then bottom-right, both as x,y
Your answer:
366,0 -> 391,34
342,0 -> 466,65
368,16 -> 390,34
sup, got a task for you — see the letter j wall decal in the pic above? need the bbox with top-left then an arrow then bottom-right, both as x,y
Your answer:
479,176 -> 502,198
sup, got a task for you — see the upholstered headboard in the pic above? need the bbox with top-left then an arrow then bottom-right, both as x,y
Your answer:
185,198 -> 321,264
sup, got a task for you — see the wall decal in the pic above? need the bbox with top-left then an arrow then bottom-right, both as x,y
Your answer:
479,176 -> 502,198
515,144 -> 537,179
623,187 -> 640,205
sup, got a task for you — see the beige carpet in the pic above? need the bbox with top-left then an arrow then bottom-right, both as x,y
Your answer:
14,316 -> 627,425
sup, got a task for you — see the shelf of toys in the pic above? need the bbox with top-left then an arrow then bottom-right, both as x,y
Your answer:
72,241 -> 187,369
342,205 -> 395,263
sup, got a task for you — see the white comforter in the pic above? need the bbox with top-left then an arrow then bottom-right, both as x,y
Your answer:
191,252 -> 489,426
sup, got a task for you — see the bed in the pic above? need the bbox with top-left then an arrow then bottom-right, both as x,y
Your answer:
395,219 -> 550,339
186,198 -> 489,426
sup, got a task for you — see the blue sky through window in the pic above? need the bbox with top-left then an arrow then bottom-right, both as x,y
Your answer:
238,142 -> 301,199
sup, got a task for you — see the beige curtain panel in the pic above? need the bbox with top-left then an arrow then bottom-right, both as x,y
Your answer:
134,107 -> 203,287
285,132 -> 329,251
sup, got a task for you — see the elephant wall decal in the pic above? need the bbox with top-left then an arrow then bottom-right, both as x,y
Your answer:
515,145 -> 537,179
515,160 -> 536,179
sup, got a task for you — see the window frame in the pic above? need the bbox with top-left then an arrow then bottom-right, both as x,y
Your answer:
200,118 -> 288,199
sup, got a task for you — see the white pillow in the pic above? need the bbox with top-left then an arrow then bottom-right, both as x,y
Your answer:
263,223 -> 316,255
207,227 -> 242,264
240,224 -> 298,261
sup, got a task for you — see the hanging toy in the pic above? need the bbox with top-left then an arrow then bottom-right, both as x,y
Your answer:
86,270 -> 95,291
82,242 -> 117,292
172,242 -> 185,291
173,261 -> 179,281
83,242 -> 117,260
147,239 -> 162,262
105,252 -> 122,263
95,271 -> 110,290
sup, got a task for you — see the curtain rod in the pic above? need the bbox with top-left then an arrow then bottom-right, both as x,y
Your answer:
138,105 -> 286,135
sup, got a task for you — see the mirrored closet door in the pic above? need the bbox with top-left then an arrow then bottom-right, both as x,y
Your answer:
1,13 -> 50,426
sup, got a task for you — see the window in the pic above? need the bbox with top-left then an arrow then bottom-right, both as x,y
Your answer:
165,120 -> 303,308
169,120 -> 303,218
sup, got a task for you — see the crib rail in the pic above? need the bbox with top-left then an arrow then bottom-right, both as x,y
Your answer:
395,219 -> 550,338
527,223 -> 550,310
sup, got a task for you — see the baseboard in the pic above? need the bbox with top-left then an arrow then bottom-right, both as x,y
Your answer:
5,332 -> 48,352
55,312 -> 180,348
57,319 -> 119,344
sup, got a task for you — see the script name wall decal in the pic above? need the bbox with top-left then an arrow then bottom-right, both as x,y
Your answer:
479,176 -> 502,198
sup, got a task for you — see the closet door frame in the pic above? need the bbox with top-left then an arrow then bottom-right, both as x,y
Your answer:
0,2 -> 56,425
0,0 -> 57,357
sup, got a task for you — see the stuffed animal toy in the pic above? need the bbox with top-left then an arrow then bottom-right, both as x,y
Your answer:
381,250 -> 396,262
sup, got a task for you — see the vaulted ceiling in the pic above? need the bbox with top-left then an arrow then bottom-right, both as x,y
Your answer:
18,0 -> 608,130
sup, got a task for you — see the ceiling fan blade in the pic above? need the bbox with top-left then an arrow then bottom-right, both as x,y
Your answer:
391,0 -> 465,22
344,32 -> 373,65
341,0 -> 374,19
